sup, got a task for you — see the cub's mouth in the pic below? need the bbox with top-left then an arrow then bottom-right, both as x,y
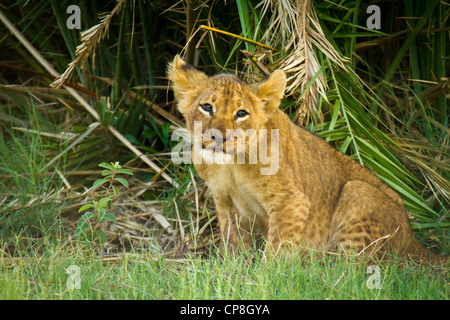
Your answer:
198,140 -> 236,165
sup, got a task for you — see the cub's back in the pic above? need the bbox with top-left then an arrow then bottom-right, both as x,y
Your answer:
285,120 -> 400,213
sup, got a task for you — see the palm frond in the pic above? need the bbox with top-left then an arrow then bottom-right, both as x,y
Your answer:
259,0 -> 348,124
51,0 -> 127,88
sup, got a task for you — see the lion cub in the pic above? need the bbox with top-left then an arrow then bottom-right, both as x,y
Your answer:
168,55 -> 446,264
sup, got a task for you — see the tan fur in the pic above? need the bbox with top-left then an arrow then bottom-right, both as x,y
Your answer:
168,55 -> 448,265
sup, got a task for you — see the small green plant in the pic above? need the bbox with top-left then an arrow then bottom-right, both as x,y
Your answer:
76,162 -> 133,244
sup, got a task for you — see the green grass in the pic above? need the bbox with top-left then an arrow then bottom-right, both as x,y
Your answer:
1,237 -> 448,300
0,102 -> 67,237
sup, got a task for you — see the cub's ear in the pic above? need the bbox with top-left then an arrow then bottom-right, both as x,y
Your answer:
167,55 -> 208,103
252,70 -> 286,114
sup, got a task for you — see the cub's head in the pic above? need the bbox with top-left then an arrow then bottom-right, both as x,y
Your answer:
167,55 -> 286,164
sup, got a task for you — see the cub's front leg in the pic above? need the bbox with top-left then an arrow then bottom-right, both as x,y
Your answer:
260,185 -> 311,254
213,195 -> 254,253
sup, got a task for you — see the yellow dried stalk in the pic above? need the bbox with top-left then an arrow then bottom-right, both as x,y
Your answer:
51,0 -> 127,88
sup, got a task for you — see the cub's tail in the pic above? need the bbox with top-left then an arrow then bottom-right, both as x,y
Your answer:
406,237 -> 449,266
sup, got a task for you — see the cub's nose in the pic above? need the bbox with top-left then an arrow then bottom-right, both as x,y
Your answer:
211,134 -> 222,144
204,129 -> 230,144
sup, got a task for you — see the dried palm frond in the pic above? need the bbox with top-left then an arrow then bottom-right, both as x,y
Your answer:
51,0 -> 127,88
391,136 -> 450,209
259,0 -> 349,124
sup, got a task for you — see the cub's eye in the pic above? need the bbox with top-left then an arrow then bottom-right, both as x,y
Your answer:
200,104 -> 213,115
235,110 -> 249,120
